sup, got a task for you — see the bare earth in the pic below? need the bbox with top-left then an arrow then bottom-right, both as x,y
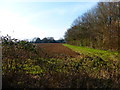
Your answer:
35,43 -> 80,59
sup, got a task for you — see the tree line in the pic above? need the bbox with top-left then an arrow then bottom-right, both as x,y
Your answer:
64,2 -> 120,51
30,37 -> 65,43
1,35 -> 65,44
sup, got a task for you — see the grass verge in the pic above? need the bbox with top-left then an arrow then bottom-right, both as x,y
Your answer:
63,44 -> 119,61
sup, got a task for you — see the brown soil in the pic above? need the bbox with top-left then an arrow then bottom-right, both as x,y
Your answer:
35,43 -> 80,59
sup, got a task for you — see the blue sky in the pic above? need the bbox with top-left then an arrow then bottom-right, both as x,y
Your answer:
0,1 -> 98,40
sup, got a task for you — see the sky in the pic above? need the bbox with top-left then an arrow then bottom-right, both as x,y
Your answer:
0,1 -> 98,40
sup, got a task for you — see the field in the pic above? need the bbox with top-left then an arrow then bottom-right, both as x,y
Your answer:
1,1 -> 120,89
35,43 -> 80,59
63,44 -> 119,61
2,42 -> 120,88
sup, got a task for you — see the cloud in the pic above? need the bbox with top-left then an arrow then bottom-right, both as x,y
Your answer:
0,9 -> 46,40
0,5 -> 67,40
0,2 -> 98,40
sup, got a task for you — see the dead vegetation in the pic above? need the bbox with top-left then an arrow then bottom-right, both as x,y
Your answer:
2,38 -> 120,89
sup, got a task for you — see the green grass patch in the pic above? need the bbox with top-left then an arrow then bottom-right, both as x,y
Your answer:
63,44 -> 119,61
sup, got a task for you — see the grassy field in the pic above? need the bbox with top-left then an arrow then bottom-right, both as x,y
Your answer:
63,44 -> 119,61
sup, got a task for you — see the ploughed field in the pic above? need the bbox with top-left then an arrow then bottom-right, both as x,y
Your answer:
2,42 -> 120,88
35,43 -> 80,59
